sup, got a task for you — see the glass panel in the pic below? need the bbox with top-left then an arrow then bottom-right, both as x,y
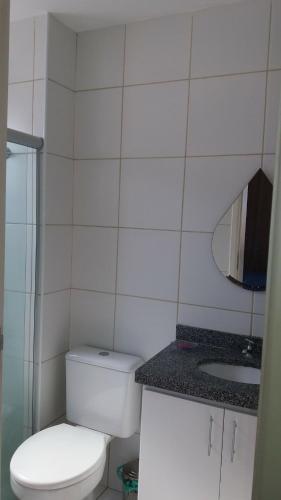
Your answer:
1,142 -> 37,500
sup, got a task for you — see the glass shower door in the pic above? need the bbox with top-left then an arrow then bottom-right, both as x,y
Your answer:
1,137 -> 40,500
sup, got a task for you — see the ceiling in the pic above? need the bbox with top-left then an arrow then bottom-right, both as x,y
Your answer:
10,0 -> 244,32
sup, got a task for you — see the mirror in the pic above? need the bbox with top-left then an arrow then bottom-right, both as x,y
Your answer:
212,169 -> 273,291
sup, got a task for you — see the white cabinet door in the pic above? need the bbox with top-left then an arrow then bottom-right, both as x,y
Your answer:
138,389 -> 224,500
220,410 -> 257,500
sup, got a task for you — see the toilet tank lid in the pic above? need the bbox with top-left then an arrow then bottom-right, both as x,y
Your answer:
66,346 -> 143,373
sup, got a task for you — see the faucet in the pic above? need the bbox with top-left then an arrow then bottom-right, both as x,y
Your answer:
242,338 -> 255,358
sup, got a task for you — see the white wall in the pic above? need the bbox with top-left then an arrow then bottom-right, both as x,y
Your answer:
73,0 -> 280,358
73,0 -> 281,491
36,15 -> 75,430
7,14 -> 76,431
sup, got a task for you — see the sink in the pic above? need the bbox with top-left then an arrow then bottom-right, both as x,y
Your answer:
198,362 -> 261,385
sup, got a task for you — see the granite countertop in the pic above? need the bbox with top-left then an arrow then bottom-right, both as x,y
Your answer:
135,325 -> 263,415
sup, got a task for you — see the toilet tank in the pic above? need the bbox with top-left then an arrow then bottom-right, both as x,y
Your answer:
66,346 -> 143,438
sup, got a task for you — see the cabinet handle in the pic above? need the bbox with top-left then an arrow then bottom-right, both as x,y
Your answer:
231,421 -> 238,462
208,416 -> 214,456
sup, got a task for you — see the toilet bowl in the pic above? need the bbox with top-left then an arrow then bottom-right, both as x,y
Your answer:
10,424 -> 111,500
10,346 -> 143,500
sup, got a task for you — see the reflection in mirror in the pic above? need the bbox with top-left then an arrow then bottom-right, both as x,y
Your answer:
212,169 -> 273,291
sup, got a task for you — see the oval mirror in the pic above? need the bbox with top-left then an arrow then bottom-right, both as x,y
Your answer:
212,169 -> 273,291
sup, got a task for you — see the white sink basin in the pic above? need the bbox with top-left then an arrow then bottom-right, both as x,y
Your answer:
198,362 -> 261,385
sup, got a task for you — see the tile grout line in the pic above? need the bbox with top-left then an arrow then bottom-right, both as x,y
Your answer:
251,0 -> 273,338
8,65 -> 281,93
113,24 -> 127,352
74,153 -> 273,161
176,15 -> 193,322
8,77 -> 46,86
67,286 -> 259,314
74,67 -> 281,93
261,0 -> 273,170
66,224 -> 214,233
250,291 -> 255,337
48,76 -> 75,93
24,18 -> 37,431
108,23 -> 127,487
68,31 -> 79,350
39,350 -> 68,365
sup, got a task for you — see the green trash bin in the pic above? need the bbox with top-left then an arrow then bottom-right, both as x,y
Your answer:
117,459 -> 139,499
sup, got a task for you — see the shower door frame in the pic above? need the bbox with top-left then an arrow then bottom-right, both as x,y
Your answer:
6,128 -> 43,433
7,129 -> 43,152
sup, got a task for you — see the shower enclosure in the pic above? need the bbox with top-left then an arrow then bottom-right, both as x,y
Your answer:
1,129 -> 42,500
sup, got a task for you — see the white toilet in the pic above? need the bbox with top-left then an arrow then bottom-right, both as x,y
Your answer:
10,346 -> 143,500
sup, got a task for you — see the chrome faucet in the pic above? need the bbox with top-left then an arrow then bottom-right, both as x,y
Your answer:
242,338 -> 255,358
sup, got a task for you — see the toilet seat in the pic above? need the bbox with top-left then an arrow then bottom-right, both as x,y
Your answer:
10,424 -> 107,491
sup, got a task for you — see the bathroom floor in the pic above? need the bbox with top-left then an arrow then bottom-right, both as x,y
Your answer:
99,489 -> 122,500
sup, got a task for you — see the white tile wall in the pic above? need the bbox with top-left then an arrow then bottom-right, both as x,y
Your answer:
75,88 -> 123,159
187,73 -> 266,156
9,18 -> 34,83
122,81 -> 188,157
72,227 -> 118,293
191,0 -> 270,77
42,225 -> 72,294
8,15 -> 47,139
41,290 -> 70,361
119,159 -> 184,230
117,229 -> 180,301
264,70 -> 281,154
34,15 -> 77,429
252,314 -> 265,338
44,154 -> 73,225
8,82 -> 33,134
269,0 -> 281,70
45,80 -> 74,157
34,15 -> 48,80
178,304 -> 252,336
253,292 -> 266,316
76,25 -> 125,90
124,14 -> 191,85
74,160 -> 119,226
33,79 -> 46,137
47,15 -> 76,89
39,353 -> 66,429
115,295 -> 177,360
70,290 -> 115,349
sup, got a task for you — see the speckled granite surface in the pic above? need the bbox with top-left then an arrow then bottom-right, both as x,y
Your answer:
135,325 -> 262,415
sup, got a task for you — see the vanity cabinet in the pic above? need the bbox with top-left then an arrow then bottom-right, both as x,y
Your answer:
138,389 -> 257,500
220,410 -> 257,500
138,389 -> 224,500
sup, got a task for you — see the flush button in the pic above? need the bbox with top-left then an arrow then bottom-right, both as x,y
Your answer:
99,351 -> 110,356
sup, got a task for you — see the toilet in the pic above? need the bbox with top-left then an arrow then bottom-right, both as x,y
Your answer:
10,346 -> 143,500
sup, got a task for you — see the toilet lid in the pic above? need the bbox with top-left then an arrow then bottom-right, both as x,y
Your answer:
10,424 -> 107,490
